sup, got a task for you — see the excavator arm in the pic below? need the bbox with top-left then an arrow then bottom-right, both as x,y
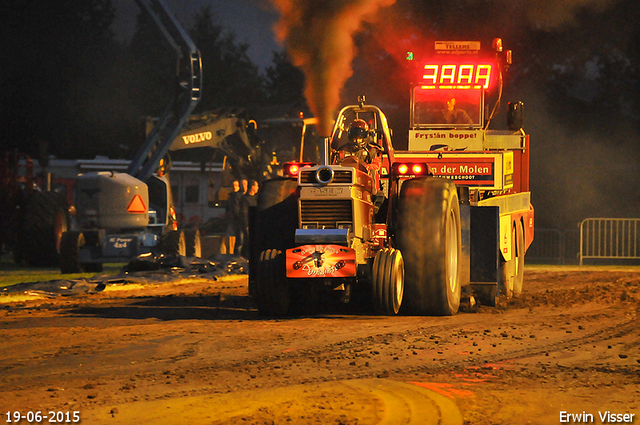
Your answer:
168,108 -> 253,160
126,0 -> 202,182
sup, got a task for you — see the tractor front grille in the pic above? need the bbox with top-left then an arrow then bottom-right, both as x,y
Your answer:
300,169 -> 353,184
331,171 -> 354,183
300,199 -> 352,229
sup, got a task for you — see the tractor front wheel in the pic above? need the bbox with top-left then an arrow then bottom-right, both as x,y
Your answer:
372,248 -> 404,315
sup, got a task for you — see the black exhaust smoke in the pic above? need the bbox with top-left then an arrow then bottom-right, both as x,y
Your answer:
269,0 -> 396,137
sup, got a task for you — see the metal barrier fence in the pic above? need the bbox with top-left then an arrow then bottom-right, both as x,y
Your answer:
526,228 -> 580,264
579,218 -> 640,265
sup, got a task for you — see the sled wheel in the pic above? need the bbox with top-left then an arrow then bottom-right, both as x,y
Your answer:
397,178 -> 462,316
184,229 -> 202,258
372,248 -> 404,315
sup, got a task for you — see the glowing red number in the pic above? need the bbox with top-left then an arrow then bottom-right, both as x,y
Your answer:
476,65 -> 492,89
423,65 -> 438,84
421,64 -> 493,89
457,65 -> 474,84
440,65 -> 456,84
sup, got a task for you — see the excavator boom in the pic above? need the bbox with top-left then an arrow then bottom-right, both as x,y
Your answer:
126,0 -> 203,182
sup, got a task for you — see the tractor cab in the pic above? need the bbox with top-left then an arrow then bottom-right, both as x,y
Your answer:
329,99 -> 396,197
330,99 -> 393,166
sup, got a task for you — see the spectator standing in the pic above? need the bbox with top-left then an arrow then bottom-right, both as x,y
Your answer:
241,178 -> 248,195
226,179 -> 244,255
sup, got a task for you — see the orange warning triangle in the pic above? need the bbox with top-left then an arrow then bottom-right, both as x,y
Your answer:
127,194 -> 147,213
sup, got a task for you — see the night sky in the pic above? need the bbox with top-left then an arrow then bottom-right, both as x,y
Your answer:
111,0 -> 282,70
3,0 -> 639,232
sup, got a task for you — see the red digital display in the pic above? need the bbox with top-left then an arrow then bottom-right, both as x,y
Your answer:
422,63 -> 494,89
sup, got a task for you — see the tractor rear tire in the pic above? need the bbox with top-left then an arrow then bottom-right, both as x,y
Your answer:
251,178 -> 298,298
252,178 -> 299,256
256,249 -> 291,316
160,230 -> 186,256
396,178 -> 462,316
19,191 -> 70,267
184,229 -> 202,258
372,248 -> 404,315
256,250 -> 272,315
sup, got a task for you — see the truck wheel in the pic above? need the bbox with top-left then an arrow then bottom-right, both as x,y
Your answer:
256,249 -> 291,316
60,231 -> 83,274
184,229 -> 202,258
397,178 -> 462,316
160,230 -> 186,256
513,222 -> 525,297
499,223 -> 522,299
19,191 -> 70,267
498,257 -> 514,298
372,248 -> 404,315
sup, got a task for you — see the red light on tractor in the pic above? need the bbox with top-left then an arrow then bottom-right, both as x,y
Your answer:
393,163 -> 429,177
283,162 -> 317,178
288,164 -> 300,176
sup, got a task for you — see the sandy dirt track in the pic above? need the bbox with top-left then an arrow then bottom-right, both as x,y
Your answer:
0,266 -> 639,424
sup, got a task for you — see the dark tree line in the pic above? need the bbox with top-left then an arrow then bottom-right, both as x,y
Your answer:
1,0 -> 120,159
341,0 -> 640,227
2,0 -> 640,227
343,0 -> 640,137
0,0 -> 305,161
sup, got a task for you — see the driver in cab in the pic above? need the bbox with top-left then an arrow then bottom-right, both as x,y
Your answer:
337,119 -> 382,172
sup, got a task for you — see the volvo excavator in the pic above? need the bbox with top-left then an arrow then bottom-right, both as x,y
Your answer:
59,0 -> 206,273
58,0 -> 324,273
